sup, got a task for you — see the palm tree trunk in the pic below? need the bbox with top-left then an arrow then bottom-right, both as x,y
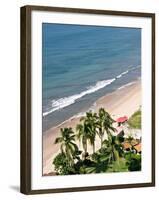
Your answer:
66,149 -> 73,166
83,139 -> 87,158
93,142 -> 95,153
82,142 -> 87,160
101,135 -> 103,147
85,142 -> 87,154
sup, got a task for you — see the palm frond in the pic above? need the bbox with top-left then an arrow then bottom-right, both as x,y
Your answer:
54,137 -> 63,144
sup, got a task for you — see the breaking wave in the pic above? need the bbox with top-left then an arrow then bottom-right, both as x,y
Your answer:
43,66 -> 140,117
43,78 -> 115,116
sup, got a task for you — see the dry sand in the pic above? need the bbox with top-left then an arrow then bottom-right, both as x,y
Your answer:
43,80 -> 141,175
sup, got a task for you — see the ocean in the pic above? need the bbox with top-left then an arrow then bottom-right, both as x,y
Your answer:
42,23 -> 141,131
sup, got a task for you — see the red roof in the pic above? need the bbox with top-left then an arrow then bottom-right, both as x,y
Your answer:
116,116 -> 128,123
134,143 -> 141,152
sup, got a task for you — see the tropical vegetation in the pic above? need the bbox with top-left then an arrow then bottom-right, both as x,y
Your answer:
128,109 -> 141,129
53,108 -> 141,175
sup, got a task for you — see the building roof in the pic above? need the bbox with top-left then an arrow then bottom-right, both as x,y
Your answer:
134,143 -> 141,152
116,116 -> 128,123
123,142 -> 132,149
123,141 -> 141,152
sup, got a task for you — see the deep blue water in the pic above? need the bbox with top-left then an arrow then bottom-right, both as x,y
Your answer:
42,23 -> 141,131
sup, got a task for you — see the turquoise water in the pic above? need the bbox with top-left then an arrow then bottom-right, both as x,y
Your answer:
42,23 -> 141,131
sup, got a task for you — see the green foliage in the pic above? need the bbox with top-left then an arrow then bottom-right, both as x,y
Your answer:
77,111 -> 98,153
53,153 -> 75,175
96,108 -> 116,147
74,158 -> 96,174
84,151 -> 109,173
53,108 -> 142,175
54,127 -> 79,166
125,152 -> 141,171
102,135 -> 124,161
128,110 -> 141,129
106,158 -> 129,172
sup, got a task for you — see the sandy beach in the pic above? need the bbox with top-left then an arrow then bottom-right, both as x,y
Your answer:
43,80 -> 141,175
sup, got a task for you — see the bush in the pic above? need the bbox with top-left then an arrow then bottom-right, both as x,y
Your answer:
128,110 -> 141,129
53,153 -> 75,175
125,152 -> 141,171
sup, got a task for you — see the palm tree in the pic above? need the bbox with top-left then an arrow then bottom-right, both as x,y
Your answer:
84,134 -> 127,174
76,111 -> 97,157
96,108 -> 106,147
97,108 -> 116,147
55,127 -> 78,166
76,123 -> 88,156
102,135 -> 123,164
81,111 -> 98,153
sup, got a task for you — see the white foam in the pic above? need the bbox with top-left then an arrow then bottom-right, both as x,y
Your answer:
116,65 -> 140,79
43,66 -> 141,117
116,70 -> 129,79
117,81 -> 135,90
43,78 -> 115,116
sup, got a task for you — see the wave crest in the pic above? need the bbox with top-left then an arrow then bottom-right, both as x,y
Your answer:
43,78 -> 115,117
43,66 -> 140,117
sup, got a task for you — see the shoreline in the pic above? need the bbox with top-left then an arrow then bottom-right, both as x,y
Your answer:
43,80 -> 141,175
